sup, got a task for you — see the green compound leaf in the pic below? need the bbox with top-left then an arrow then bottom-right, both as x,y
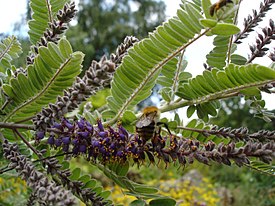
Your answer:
211,23 -> 240,36
1,38 -> 83,123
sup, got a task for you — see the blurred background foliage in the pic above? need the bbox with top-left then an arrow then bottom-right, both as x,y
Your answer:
0,0 -> 274,205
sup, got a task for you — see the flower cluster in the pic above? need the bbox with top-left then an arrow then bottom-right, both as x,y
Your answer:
40,118 -> 275,167
2,139 -> 75,206
234,0 -> 275,44
248,19 -> 275,63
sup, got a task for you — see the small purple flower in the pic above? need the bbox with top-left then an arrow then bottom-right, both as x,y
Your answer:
55,138 -> 62,147
92,140 -> 100,147
79,145 -> 87,153
62,136 -> 70,144
119,133 -> 126,141
63,119 -> 74,130
72,145 -> 79,154
36,131 -> 45,140
99,147 -> 106,153
110,142 -> 116,150
47,135 -> 55,145
62,144 -> 69,152
108,126 -> 116,136
97,119 -> 104,131
103,137 -> 111,144
118,125 -> 128,138
72,139 -> 78,145
116,151 -> 124,157
99,131 -> 108,138
77,118 -> 85,130
87,125 -> 93,134
77,131 -> 89,138
53,122 -> 63,130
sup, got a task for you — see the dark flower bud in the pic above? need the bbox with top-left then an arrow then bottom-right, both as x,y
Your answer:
77,119 -> 85,130
97,119 -> 104,131
55,139 -> 62,147
62,144 -> 69,152
36,131 -> 45,140
63,119 -> 74,130
119,133 -> 126,141
116,151 -> 123,157
110,142 -> 116,150
118,125 -> 128,138
103,137 -> 111,144
78,131 -> 89,138
87,125 -> 94,134
62,136 -> 71,144
72,139 -> 78,145
99,131 -> 108,138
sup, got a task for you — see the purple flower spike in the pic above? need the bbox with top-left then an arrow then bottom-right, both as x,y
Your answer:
47,136 -> 55,145
97,119 -> 104,131
62,136 -> 71,144
53,122 -> 63,130
79,145 -> 87,153
77,119 -> 85,130
36,131 -> 45,140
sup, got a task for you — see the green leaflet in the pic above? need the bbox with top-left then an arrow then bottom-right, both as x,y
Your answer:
107,1 -> 203,120
149,198 -> 176,206
211,23 -> 240,36
28,0 -> 69,44
200,19 -> 217,28
1,38 -> 84,123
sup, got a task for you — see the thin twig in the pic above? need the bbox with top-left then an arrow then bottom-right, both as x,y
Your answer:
227,0 -> 243,64
13,129 -> 41,158
33,152 -> 73,163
